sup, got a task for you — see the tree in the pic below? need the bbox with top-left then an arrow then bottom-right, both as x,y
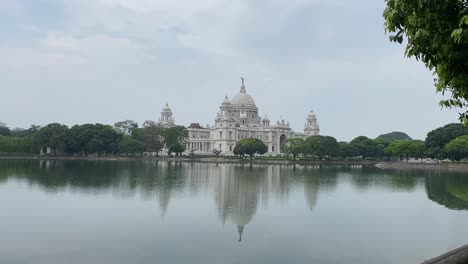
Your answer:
85,124 -> 122,156
212,149 -> 222,157
385,140 -> 426,162
163,126 -> 188,156
34,123 -> 69,155
284,138 -> 305,161
304,135 -> 321,157
349,136 -> 379,159
65,124 -> 95,156
304,135 -> 340,158
0,127 -> 11,136
114,120 -> 138,136
339,141 -> 358,159
384,0 -> 468,122
233,138 -> 267,159
0,136 -> 36,153
425,123 -> 468,158
120,136 -> 145,156
65,124 -> 122,156
445,135 -> 468,161
376,132 -> 412,142
138,121 -> 165,156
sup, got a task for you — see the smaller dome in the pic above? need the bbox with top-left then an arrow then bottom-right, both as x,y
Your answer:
163,103 -> 172,112
308,110 -> 316,117
221,95 -> 231,106
262,115 -> 270,122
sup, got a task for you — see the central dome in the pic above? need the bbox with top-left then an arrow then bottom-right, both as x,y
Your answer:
231,84 -> 256,106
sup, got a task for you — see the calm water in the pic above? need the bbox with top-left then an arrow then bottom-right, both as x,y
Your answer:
1,160 -> 468,264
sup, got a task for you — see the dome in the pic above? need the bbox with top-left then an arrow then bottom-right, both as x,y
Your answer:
262,115 -> 270,122
163,103 -> 172,112
231,84 -> 256,106
221,95 -> 231,106
308,110 -> 316,117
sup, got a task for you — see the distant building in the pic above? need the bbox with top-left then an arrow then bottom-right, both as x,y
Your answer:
158,79 -> 320,155
0,121 -> 6,128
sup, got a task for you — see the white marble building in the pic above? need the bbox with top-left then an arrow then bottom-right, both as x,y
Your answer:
0,121 -> 6,128
158,79 -> 320,155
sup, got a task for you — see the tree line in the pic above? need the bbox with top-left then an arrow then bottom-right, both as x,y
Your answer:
1,122 -> 468,161
0,120 -> 188,157
282,124 -> 468,161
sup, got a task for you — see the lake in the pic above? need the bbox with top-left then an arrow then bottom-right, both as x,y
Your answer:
1,159 -> 467,264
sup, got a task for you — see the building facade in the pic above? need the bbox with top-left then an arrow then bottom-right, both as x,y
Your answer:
158,80 -> 320,155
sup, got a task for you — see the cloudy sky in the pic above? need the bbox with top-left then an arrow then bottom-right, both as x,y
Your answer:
0,0 -> 460,141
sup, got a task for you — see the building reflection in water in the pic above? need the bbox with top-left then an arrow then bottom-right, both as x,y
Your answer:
0,161 -> 340,241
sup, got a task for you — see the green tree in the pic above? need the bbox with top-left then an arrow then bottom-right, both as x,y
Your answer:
350,136 -> 379,159
284,138 -> 305,160
0,127 -> 11,136
385,140 -> 426,162
0,136 -> 36,153
120,136 -> 145,156
85,124 -> 122,156
65,124 -> 122,156
339,141 -> 358,159
114,120 -> 138,136
384,0 -> 468,122
163,126 -> 188,156
233,138 -> 267,159
304,135 -> 321,157
65,124 -> 95,156
425,123 -> 468,158
11,125 -> 41,138
138,121 -> 165,156
445,135 -> 468,161
34,123 -> 69,155
376,131 -> 412,142
316,136 -> 340,158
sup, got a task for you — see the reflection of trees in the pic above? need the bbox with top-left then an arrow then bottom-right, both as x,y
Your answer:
0,161 -> 344,241
425,172 -> 468,210
349,167 -> 421,191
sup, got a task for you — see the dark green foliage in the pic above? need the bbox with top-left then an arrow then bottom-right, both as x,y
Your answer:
425,123 -> 468,158
10,125 -> 40,138
65,124 -> 122,156
163,126 -> 188,156
0,136 -> 37,153
34,123 -> 69,155
233,138 -> 267,159
384,0 -> 468,122
120,136 -> 145,156
137,121 -> 165,155
445,135 -> 468,161
284,138 -> 305,160
114,120 -> 138,136
305,135 -> 340,158
339,142 -> 358,158
385,140 -> 426,161
0,127 -> 11,136
349,136 -> 379,159
376,131 -> 412,142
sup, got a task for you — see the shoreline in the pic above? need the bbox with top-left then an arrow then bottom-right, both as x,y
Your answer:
375,161 -> 468,172
1,155 -> 468,171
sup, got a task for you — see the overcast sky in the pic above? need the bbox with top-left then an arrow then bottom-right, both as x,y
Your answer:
0,0 -> 460,141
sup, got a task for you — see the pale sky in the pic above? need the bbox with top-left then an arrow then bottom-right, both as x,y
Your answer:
0,0 -> 460,141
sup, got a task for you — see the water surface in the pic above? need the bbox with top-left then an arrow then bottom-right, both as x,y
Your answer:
1,160 -> 467,264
